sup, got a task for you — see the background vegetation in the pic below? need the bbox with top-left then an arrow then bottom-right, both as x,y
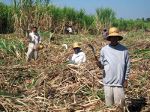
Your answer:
0,0 -> 150,35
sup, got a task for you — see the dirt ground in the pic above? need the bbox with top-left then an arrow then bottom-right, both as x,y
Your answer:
0,33 -> 150,112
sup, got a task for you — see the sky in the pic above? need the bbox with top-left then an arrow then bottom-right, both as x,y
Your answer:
3,0 -> 150,19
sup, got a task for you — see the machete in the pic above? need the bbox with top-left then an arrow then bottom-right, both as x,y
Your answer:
88,44 -> 103,69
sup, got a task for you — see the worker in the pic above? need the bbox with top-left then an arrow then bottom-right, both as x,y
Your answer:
26,26 -> 42,62
97,27 -> 130,107
68,42 -> 86,65
66,25 -> 73,35
102,28 -> 108,39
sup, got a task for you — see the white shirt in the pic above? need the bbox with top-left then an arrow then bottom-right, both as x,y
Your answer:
29,32 -> 41,45
67,27 -> 72,33
71,52 -> 86,64
100,44 -> 130,86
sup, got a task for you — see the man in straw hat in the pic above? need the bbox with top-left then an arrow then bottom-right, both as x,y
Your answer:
68,42 -> 86,65
97,27 -> 130,107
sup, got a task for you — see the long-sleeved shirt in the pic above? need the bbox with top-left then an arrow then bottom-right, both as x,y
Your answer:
99,43 -> 130,87
28,32 -> 41,49
29,32 -> 41,45
70,52 -> 86,65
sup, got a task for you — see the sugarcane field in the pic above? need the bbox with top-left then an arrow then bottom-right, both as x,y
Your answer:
0,1 -> 150,112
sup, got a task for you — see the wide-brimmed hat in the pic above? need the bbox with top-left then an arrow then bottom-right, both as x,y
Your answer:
73,42 -> 80,48
106,27 -> 123,41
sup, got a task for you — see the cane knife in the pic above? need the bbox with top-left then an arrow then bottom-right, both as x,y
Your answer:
88,44 -> 103,69
88,44 -> 98,61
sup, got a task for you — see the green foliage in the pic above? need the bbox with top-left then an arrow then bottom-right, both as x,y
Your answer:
134,20 -> 148,30
62,7 -> 77,21
133,49 -> 150,59
0,2 -> 13,33
49,6 -> 95,30
97,89 -> 105,101
1,1 -> 150,34
0,37 -> 25,57
96,8 -> 116,28
51,6 -> 64,22
77,85 -> 92,96
112,19 -> 150,31
59,34 -> 94,45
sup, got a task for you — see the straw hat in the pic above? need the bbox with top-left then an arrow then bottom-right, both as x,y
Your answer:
106,27 -> 123,41
73,42 -> 80,48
